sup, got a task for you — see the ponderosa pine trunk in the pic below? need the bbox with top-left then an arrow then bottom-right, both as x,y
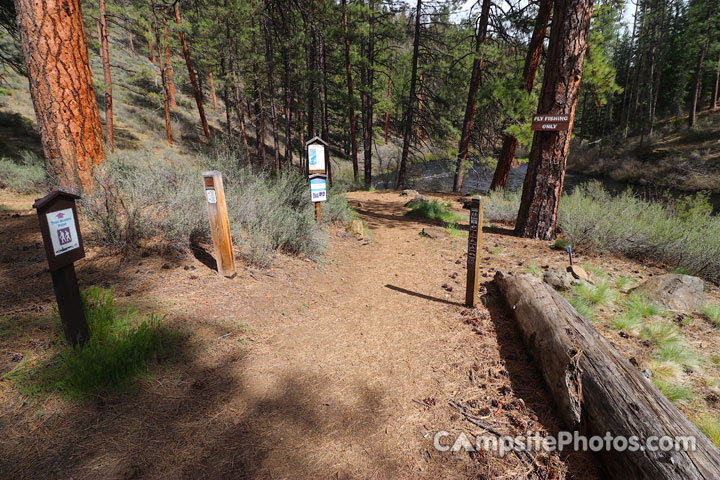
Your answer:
688,32 -> 710,128
250,12 -> 266,167
342,0 -> 359,182
515,0 -> 594,240
384,67 -> 392,144
129,31 -> 135,56
13,0 -> 105,190
152,4 -> 173,145
174,3 -> 210,138
230,52 -> 251,166
148,25 -> 156,64
162,11 -> 177,110
209,72 -> 218,111
712,49 -> 720,111
362,0 -> 375,189
396,0 -> 422,189
452,0 -> 491,192
282,47 -> 293,165
319,33 -> 331,183
490,0 -> 553,191
262,4 -> 280,172
99,0 -> 113,152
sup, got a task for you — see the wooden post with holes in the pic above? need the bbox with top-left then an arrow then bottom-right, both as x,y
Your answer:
465,196 -> 483,307
202,171 -> 236,278
33,191 -> 89,347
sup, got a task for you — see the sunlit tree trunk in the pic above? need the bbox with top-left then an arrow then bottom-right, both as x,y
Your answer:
515,0 -> 594,240
209,72 -> 218,111
362,0 -> 375,189
128,31 -> 135,56
148,25 -> 156,64
490,0 -> 552,191
13,0 -> 105,189
174,3 -> 210,138
262,4 -> 280,172
711,49 -> 720,111
99,0 -> 113,152
162,11 -> 177,110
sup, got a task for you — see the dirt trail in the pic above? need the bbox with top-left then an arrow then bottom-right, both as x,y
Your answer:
1,190 -> 603,479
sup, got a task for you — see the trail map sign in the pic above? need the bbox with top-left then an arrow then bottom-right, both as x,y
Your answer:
531,114 -> 571,131
33,190 -> 89,347
310,175 -> 327,203
306,136 -> 328,174
202,171 -> 236,278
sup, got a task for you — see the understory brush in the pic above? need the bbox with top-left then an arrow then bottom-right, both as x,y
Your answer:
405,199 -> 462,223
80,148 -> 353,266
0,151 -> 46,192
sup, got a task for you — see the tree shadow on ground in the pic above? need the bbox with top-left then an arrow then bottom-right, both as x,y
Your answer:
385,284 -> 464,307
0,309 -> 395,479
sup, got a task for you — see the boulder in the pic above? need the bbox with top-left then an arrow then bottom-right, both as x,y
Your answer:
346,219 -> 364,239
632,274 -> 705,314
405,194 -> 428,207
543,269 -> 574,291
401,189 -> 419,197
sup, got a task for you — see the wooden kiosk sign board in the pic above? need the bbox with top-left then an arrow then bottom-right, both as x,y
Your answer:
202,171 -> 236,278
306,136 -> 328,175
465,196 -> 483,307
33,191 -> 89,347
531,114 -> 571,131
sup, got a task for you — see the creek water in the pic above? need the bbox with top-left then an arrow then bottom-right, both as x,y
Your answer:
372,158 -> 720,213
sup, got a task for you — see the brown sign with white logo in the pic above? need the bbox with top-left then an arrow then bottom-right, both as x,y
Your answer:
531,114 -> 571,131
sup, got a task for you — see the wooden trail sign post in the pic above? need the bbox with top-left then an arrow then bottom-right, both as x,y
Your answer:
465,196 -> 483,307
306,136 -> 329,224
33,191 -> 89,347
202,171 -> 236,278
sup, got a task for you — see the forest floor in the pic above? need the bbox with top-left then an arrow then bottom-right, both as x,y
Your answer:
2,189 -> 720,479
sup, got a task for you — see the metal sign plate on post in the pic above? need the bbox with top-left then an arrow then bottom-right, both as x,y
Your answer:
202,171 -> 237,278
33,190 -> 89,347
531,114 -> 571,131
310,175 -> 327,203
465,196 -> 483,307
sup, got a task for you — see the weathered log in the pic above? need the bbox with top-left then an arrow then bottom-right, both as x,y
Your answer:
495,272 -> 720,479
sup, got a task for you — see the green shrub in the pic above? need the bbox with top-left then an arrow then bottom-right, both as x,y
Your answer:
641,321 -> 683,348
405,199 -> 461,222
653,343 -> 702,371
612,312 -> 643,332
694,415 -> 720,447
701,304 -> 720,328
570,296 -> 597,322
624,292 -> 664,319
653,379 -> 695,404
0,152 -> 47,192
573,279 -> 617,307
483,188 -> 521,223
7,287 -> 172,398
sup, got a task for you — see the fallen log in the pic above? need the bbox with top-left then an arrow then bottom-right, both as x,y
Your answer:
494,272 -> 720,479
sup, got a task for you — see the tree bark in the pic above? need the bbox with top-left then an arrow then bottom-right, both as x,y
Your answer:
688,32 -> 710,128
362,0 -> 375,189
250,12 -> 266,167
452,0 -> 491,192
230,52 -> 251,166
495,272 -> 720,480
209,72 -> 218,111
283,47 -> 293,165
148,25 -> 156,65
262,4 -> 280,172
319,33 -> 331,184
174,3 -> 210,138
384,67 -> 392,144
342,0 -> 359,182
162,11 -> 177,110
515,0 -> 593,240
129,31 -> 135,56
490,0 -> 553,191
13,0 -> 105,190
396,0 -> 422,190
711,49 -> 720,111
99,0 -> 113,152
152,4 -> 173,145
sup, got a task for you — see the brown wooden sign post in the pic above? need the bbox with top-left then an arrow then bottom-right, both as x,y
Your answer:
202,171 -> 236,278
530,114 -> 571,131
33,191 -> 89,347
465,195 -> 483,307
306,136 -> 329,224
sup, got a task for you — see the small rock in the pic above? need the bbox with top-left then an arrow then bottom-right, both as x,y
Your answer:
632,274 -> 705,314
619,331 -> 630,339
455,259 -> 461,264
450,272 -> 458,279
11,213 -> 20,218
10,352 -> 23,362
346,219 -> 364,239
401,189 -> 419,197
192,379 -> 204,390
642,369 -> 652,379
543,269 -> 574,291
161,263 -> 171,270
357,202 -> 366,208
441,283 -> 453,292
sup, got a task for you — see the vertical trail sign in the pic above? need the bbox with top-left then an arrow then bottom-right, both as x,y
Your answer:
33,190 -> 89,347
465,196 -> 483,307
202,171 -> 236,278
306,137 -> 330,223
